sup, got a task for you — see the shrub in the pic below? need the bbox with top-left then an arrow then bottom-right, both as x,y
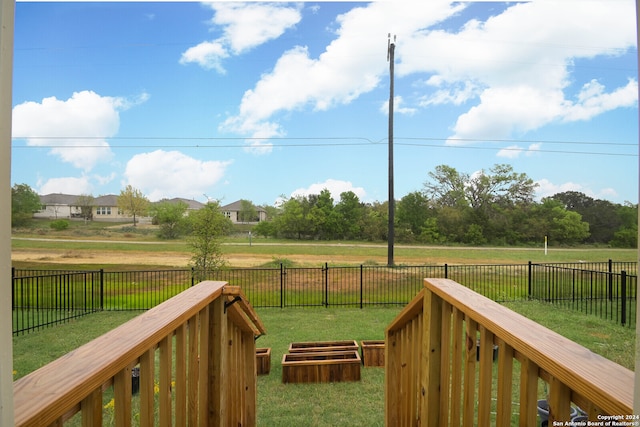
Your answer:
49,219 -> 70,231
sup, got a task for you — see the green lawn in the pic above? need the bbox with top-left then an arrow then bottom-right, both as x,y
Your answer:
12,302 -> 635,426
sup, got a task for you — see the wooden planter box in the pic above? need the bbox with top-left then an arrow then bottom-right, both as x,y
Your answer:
288,340 -> 358,353
282,350 -> 361,383
256,348 -> 271,375
361,340 -> 385,367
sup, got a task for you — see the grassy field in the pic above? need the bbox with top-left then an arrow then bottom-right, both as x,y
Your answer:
12,303 -> 635,426
11,219 -> 638,269
10,220 -> 638,424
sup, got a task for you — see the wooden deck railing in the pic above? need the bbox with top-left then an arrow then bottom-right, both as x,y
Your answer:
13,281 -> 266,427
385,278 -> 634,426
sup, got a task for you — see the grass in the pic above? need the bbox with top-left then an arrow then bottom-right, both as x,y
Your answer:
10,221 -> 638,423
12,303 -> 635,425
254,307 -> 401,426
12,219 -> 638,268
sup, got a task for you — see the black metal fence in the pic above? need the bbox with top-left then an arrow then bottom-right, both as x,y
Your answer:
12,260 -> 637,334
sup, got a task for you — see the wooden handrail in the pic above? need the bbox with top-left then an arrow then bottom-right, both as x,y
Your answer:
385,278 -> 634,426
14,281 -> 266,426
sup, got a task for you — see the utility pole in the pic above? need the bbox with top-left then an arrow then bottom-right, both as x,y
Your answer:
387,34 -> 396,267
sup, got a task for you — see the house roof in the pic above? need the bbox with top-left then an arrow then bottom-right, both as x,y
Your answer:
93,195 -> 119,206
221,200 -> 266,212
39,194 -> 261,211
40,193 -> 120,206
39,193 -> 78,205
159,197 -> 205,210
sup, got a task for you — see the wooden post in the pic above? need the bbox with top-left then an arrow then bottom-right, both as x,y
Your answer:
209,296 -> 228,425
0,0 -> 14,425
421,287 -> 443,426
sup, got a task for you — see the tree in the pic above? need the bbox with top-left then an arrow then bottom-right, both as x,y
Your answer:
361,201 -> 388,241
117,185 -> 150,226
188,201 -> 232,281
151,200 -> 188,239
424,165 -> 468,208
532,199 -> 590,244
551,192 -> 620,244
238,200 -> 258,223
307,189 -> 338,239
75,194 -> 95,221
396,191 -> 431,239
11,183 -> 41,227
610,202 -> 638,248
335,191 -> 365,240
274,196 -> 312,239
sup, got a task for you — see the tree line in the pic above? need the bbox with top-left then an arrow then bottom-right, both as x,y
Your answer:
253,164 -> 638,248
10,163 -> 638,248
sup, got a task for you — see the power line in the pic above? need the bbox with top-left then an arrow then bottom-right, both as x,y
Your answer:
10,135 -> 636,146
10,135 -> 637,156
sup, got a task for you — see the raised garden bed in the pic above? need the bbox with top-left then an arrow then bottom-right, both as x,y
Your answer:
361,340 -> 385,367
256,348 -> 271,375
288,340 -> 358,353
282,350 -> 361,383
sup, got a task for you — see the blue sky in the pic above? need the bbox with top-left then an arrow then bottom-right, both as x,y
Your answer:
10,1 -> 639,207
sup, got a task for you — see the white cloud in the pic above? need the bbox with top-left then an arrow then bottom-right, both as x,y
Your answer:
12,91 -> 146,171
290,179 -> 366,202
180,40 -> 228,72
412,1 -> 638,143
221,2 -> 463,140
180,2 -> 302,72
563,78 -> 638,122
37,176 -> 93,195
497,142 -> 543,159
223,1 -> 636,146
379,96 -> 417,116
496,145 -> 524,159
535,178 -> 619,201
123,150 -> 232,202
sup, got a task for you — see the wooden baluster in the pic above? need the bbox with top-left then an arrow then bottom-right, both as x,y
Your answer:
548,376 -> 571,423
477,327 -> 493,425
450,308 -> 464,427
81,388 -> 102,426
175,323 -> 187,427
519,357 -> 538,427
198,306 -> 210,426
114,365 -> 132,427
159,335 -> 172,427
462,318 -> 477,427
139,348 -> 155,426
438,301 -> 452,427
495,339 -> 513,426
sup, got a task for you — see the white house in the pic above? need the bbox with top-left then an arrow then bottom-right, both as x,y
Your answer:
35,193 -> 128,221
220,200 -> 267,224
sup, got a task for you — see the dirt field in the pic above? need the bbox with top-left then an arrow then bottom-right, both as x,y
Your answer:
10,247 -> 386,268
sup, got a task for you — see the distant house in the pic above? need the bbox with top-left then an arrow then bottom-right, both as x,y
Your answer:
157,197 -> 205,212
35,194 -> 262,224
220,200 -> 267,224
35,193 -> 81,219
35,193 -> 135,222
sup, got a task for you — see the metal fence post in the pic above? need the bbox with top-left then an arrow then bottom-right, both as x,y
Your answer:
324,262 -> 329,308
607,259 -> 613,301
444,263 -> 448,279
360,264 -> 363,309
621,270 -> 627,326
280,263 -> 284,309
99,269 -> 104,311
528,261 -> 532,299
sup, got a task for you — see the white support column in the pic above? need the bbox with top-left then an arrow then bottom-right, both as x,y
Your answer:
634,0 -> 640,416
0,0 -> 14,424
